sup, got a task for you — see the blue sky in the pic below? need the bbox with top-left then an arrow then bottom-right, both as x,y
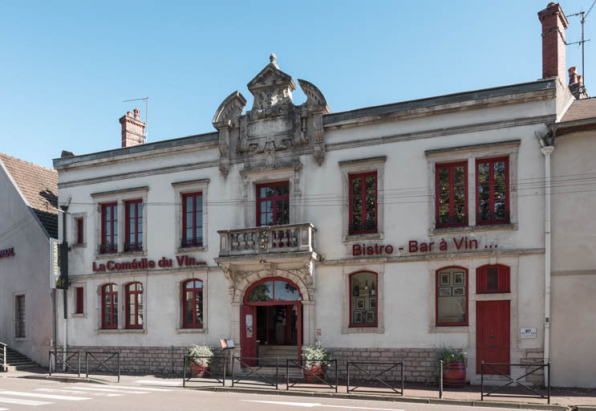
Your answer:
0,1 -> 593,169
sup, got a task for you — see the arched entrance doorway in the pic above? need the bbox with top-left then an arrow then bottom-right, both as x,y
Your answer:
240,277 -> 302,365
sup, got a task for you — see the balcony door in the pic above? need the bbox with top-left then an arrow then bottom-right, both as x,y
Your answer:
257,182 -> 289,227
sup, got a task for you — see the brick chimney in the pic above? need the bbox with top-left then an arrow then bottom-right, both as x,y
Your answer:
119,107 -> 146,148
538,3 -> 569,81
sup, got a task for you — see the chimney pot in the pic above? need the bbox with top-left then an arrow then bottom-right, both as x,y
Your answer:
134,107 -> 140,120
127,111 -> 132,117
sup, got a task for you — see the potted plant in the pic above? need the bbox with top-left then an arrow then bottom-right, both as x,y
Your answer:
436,347 -> 466,388
186,345 -> 214,378
302,342 -> 331,382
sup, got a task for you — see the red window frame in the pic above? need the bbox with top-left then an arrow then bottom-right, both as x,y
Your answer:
124,199 -> 143,252
182,279 -> 203,329
76,218 -> 84,245
100,203 -> 118,253
436,266 -> 468,327
349,271 -> 378,328
182,192 -> 203,248
477,264 -> 510,294
476,156 -> 510,225
101,284 -> 118,329
435,162 -> 468,228
256,181 -> 290,227
349,172 -> 378,235
75,287 -> 84,314
125,282 -> 143,329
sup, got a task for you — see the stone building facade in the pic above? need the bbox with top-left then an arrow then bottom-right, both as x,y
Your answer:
51,3 -> 593,387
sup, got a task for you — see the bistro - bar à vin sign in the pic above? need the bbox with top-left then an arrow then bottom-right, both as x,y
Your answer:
93,255 -> 205,272
352,236 -> 498,257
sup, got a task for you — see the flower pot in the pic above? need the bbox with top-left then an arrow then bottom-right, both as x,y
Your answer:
443,361 -> 466,388
190,361 -> 210,378
304,365 -> 325,383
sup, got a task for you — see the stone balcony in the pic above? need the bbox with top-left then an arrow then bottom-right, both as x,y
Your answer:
218,223 -> 316,258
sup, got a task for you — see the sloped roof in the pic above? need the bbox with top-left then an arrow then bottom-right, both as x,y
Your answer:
560,98 -> 596,123
0,153 -> 58,238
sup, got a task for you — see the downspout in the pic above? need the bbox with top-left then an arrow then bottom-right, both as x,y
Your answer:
537,131 -> 554,384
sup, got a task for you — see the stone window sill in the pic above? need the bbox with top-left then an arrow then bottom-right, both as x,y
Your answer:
176,328 -> 207,334
72,313 -> 86,319
343,232 -> 384,243
176,246 -> 206,254
94,250 -> 147,260
96,329 -> 146,334
428,325 -> 469,334
71,243 -> 86,249
342,326 -> 385,334
429,223 -> 517,236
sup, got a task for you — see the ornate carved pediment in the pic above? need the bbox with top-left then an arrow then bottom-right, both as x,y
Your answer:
212,54 -> 332,174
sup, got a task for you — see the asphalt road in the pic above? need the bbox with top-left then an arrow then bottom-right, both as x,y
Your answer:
0,377 -> 548,411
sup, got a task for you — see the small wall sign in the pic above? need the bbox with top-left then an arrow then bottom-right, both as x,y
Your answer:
520,328 -> 537,339
0,247 -> 15,259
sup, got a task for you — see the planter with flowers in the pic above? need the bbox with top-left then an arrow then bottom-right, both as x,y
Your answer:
436,347 -> 466,388
302,342 -> 331,383
186,345 -> 214,378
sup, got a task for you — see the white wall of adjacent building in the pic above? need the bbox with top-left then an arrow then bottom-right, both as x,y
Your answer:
0,164 -> 53,366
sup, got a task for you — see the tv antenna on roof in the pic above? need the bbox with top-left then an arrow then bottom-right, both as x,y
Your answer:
567,0 -> 595,85
123,97 -> 149,142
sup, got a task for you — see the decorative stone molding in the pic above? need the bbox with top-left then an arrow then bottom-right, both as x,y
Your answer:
211,55 -> 331,175
218,259 -> 316,304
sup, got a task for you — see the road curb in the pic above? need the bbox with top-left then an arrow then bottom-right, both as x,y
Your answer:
10,374 -> 108,384
195,386 -> 569,411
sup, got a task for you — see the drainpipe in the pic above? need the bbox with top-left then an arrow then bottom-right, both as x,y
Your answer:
540,143 -> 554,384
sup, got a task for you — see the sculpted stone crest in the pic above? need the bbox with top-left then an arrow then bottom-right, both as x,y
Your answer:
213,54 -> 331,176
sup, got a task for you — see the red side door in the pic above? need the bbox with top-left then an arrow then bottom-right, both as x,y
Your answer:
476,300 -> 510,375
240,305 -> 257,366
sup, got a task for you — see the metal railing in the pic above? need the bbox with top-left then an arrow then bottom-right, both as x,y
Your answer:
481,362 -> 551,404
347,361 -> 404,395
231,357 -> 280,389
286,359 -> 338,393
182,355 -> 227,387
0,342 -> 6,372
49,351 -> 81,377
85,352 -> 120,382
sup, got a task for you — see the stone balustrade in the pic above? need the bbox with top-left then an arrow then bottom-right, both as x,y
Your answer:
218,223 -> 316,257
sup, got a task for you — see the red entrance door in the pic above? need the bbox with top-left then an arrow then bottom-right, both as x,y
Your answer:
240,305 -> 257,366
476,300 -> 510,374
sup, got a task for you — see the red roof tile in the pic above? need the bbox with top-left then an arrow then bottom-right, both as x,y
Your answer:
0,153 -> 58,238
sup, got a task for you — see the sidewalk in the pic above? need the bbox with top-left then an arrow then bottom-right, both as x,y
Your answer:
3,368 -> 595,410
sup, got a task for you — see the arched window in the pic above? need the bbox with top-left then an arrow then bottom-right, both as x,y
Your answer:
349,271 -> 378,327
125,282 -> 143,329
436,267 -> 468,326
101,284 -> 118,329
245,278 -> 301,303
477,264 -> 510,294
182,279 -> 203,329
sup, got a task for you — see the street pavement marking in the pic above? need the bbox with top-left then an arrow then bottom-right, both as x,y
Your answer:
0,396 -> 52,406
36,388 -> 124,397
95,383 -> 173,391
68,386 -> 149,394
242,400 -> 404,411
0,391 -> 91,401
136,380 -> 182,387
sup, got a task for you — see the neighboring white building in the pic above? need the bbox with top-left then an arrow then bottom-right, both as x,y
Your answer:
549,97 -> 596,388
0,153 -> 58,367
51,3 -> 593,386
